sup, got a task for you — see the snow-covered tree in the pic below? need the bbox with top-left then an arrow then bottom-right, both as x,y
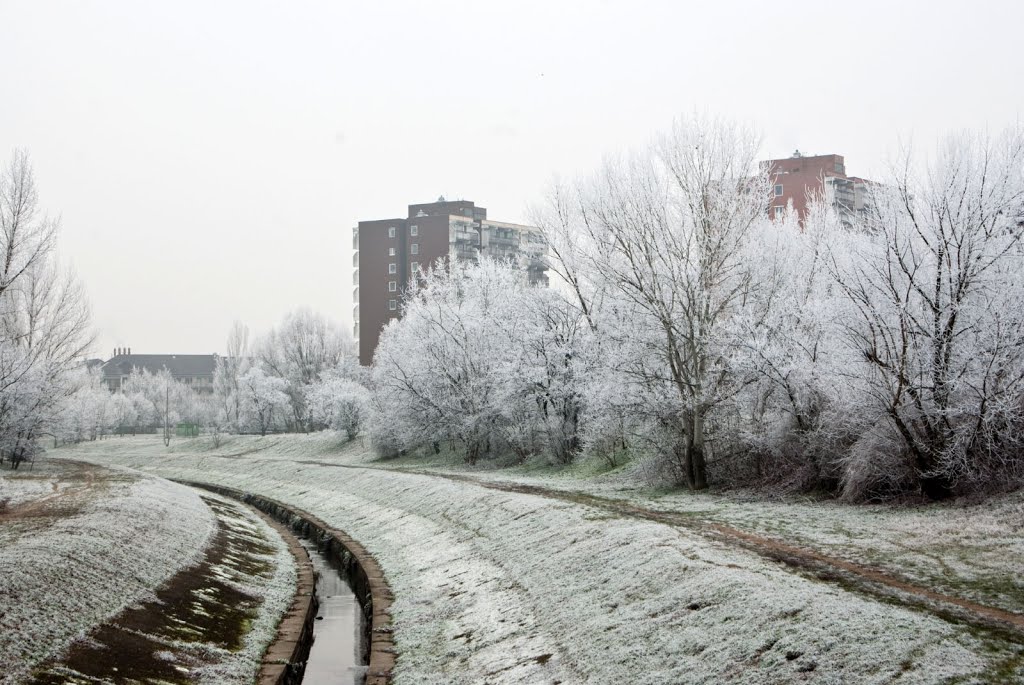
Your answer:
372,258 -> 587,465
58,369 -> 113,442
829,129 -> 1024,499
372,260 -> 509,463
121,368 -> 191,445
238,366 -> 289,436
213,321 -> 251,431
0,151 -> 93,467
536,116 -> 775,489
255,309 -> 355,431
195,392 -> 229,447
366,121 -> 1024,501
306,372 -> 370,440
108,391 -> 137,436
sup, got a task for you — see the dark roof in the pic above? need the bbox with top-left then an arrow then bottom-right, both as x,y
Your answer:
101,354 -> 217,380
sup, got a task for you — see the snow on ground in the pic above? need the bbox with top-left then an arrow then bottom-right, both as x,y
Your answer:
0,470 -> 57,508
64,435 -> 1023,684
276,431 -> 1024,619
0,460 -> 216,684
183,490 -> 298,684
397,456 -> 1024,617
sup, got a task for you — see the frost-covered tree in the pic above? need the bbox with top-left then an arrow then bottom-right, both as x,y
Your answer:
122,368 -> 192,445
255,309 -> 355,431
372,260 -> 518,463
367,122 -> 1024,501
213,321 -> 251,431
108,391 -> 137,436
829,130 -> 1024,499
501,287 -> 588,464
0,151 -> 93,467
127,391 -> 156,435
306,372 -> 370,440
721,199 -> 856,489
537,116 -> 775,489
372,258 -> 587,465
193,392 -> 229,447
56,368 -> 114,442
238,366 -> 289,436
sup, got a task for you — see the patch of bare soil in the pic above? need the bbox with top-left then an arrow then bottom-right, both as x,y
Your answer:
29,496 -> 279,684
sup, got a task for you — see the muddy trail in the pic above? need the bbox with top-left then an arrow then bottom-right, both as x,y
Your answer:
288,458 -> 1024,641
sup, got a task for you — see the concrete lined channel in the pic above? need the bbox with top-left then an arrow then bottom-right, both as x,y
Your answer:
299,539 -> 367,684
178,482 -> 395,685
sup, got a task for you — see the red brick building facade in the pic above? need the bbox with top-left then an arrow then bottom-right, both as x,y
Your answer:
353,199 -> 546,365
765,151 -> 873,225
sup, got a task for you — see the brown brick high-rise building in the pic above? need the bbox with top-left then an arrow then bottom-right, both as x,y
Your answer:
765,151 -> 874,225
353,198 -> 547,365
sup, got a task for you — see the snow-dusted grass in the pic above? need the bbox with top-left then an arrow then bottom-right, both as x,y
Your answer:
296,434 -> 1024,619
0,460 -> 215,684
182,491 -> 297,684
0,470 -> 57,509
63,435 -> 1024,683
416,456 -> 1024,617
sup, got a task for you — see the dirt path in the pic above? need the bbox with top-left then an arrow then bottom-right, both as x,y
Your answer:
292,459 -> 1024,639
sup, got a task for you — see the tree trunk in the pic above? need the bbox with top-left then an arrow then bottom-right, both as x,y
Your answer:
920,473 -> 953,500
689,412 -> 709,490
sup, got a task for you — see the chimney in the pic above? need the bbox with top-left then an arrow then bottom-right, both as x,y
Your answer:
128,347 -> 131,355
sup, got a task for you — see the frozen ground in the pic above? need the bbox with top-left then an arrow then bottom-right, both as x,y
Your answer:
0,458 -> 296,684
377,454 -> 1024,618
0,460 -> 215,683
63,434 -> 1024,684
192,491 -> 297,684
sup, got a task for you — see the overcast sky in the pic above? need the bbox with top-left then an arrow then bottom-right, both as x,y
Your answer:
1,1 -> 1021,357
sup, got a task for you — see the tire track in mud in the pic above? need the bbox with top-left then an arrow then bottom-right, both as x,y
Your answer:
287,458 -> 1024,641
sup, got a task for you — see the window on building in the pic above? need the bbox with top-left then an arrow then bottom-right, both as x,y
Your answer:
388,247 -> 395,256
388,263 -> 397,274
388,226 -> 396,238
388,299 -> 397,311
389,280 -> 397,292
410,224 -> 418,236
411,261 -> 420,272
774,206 -> 786,219
411,243 -> 419,255
774,184 -> 784,197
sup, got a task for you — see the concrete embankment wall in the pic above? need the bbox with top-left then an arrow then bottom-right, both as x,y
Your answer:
181,481 -> 395,685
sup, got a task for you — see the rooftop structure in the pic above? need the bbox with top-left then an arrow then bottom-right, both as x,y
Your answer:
101,349 -> 217,393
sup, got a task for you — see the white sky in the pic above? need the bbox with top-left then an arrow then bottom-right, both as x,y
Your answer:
1,1 -> 1021,357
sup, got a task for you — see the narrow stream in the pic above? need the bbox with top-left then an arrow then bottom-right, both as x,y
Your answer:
298,538 -> 367,684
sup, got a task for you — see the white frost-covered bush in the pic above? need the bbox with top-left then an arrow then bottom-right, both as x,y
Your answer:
306,372 -> 371,439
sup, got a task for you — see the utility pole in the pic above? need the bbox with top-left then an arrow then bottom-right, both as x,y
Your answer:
163,381 -> 171,447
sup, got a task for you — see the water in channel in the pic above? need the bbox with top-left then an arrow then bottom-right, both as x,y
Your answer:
298,538 -> 367,684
